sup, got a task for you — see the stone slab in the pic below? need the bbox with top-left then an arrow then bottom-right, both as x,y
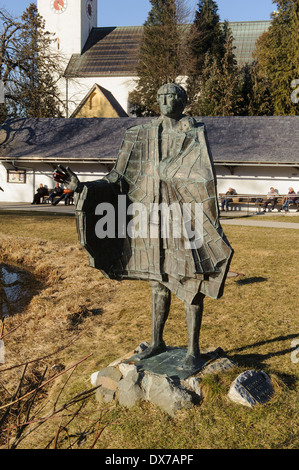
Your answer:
228,370 -> 274,407
199,356 -> 236,376
125,347 -> 221,380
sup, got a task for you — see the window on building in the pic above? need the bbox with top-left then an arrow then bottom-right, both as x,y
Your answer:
89,92 -> 96,110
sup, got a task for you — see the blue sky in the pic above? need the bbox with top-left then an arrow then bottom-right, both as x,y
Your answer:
1,0 -> 277,24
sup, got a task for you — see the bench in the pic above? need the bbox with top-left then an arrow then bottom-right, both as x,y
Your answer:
42,193 -> 74,205
219,194 -> 299,213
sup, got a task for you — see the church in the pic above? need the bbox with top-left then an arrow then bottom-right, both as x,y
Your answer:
0,0 -> 298,204
37,0 -> 271,118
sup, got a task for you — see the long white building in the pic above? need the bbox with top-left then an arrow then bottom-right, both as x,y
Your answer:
0,116 -> 298,203
1,1 -> 298,203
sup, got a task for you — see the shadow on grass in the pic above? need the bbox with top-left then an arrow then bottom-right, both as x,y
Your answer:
67,306 -> 103,329
0,210 -> 75,218
236,276 -> 268,285
226,333 -> 299,386
220,214 -> 253,220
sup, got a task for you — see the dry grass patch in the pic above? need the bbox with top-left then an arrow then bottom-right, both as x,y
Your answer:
0,213 -> 298,449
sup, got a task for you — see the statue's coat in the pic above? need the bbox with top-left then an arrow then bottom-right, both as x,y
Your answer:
75,116 -> 233,304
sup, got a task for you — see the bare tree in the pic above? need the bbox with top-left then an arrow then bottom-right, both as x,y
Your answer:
0,3 -> 65,123
0,9 -> 22,122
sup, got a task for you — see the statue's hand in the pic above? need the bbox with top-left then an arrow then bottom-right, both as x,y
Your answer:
53,164 -> 80,192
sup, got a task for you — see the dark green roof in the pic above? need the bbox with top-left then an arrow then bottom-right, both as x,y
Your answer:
64,21 -> 271,78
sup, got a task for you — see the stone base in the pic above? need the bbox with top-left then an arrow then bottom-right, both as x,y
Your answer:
125,346 -> 223,380
91,342 -> 236,416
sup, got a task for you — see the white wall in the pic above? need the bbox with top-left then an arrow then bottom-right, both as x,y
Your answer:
37,0 -> 97,59
215,165 -> 299,196
0,162 -> 108,202
1,162 -> 299,202
0,163 -> 36,203
65,76 -> 137,116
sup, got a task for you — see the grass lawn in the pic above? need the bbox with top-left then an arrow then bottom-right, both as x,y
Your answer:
0,212 -> 298,449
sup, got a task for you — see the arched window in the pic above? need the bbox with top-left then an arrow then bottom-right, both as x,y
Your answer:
89,92 -> 96,110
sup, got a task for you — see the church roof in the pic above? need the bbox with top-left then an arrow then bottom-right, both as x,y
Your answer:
0,116 -> 298,166
64,21 -> 271,78
64,26 -> 143,77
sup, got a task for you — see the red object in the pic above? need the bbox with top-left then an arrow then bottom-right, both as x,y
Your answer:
54,0 -> 64,11
53,168 -> 66,183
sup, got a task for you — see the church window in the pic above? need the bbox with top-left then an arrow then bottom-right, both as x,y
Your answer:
89,92 -> 96,110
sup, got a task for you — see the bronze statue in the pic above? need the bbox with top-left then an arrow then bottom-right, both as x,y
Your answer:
55,83 -> 233,370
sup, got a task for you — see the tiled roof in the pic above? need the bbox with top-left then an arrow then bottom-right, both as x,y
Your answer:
64,26 -> 143,77
229,21 -> 271,65
64,21 -> 271,78
0,116 -> 298,165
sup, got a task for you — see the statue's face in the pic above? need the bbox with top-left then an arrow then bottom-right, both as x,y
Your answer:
157,85 -> 184,119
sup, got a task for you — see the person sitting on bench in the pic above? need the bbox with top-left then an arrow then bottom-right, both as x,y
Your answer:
31,183 -> 48,205
52,188 -> 73,206
262,187 -> 279,212
48,182 -> 63,204
282,187 -> 296,212
221,188 -> 237,212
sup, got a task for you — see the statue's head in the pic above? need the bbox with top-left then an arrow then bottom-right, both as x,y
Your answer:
157,83 -> 187,119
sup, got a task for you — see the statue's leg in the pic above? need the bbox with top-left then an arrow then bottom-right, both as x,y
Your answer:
183,294 -> 205,367
134,281 -> 171,360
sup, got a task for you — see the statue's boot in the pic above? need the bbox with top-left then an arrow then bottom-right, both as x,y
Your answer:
182,295 -> 204,368
133,282 -> 171,361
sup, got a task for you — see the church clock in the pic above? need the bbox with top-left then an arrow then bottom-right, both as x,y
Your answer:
50,0 -> 68,14
86,0 -> 94,19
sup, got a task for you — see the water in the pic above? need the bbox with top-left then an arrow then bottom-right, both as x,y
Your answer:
0,263 -> 42,318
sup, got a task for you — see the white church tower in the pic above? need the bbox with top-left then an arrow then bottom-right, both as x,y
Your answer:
37,0 -> 98,60
36,0 -> 133,117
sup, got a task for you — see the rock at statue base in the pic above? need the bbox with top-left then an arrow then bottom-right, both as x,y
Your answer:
117,367 -> 144,408
228,370 -> 274,408
141,372 -> 194,416
91,366 -> 122,403
91,342 -> 236,416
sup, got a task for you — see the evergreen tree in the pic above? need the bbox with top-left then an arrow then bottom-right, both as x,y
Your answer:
129,0 -> 182,116
193,21 -> 242,116
13,4 -> 64,117
186,0 -> 225,113
239,62 -> 273,116
254,0 -> 299,115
